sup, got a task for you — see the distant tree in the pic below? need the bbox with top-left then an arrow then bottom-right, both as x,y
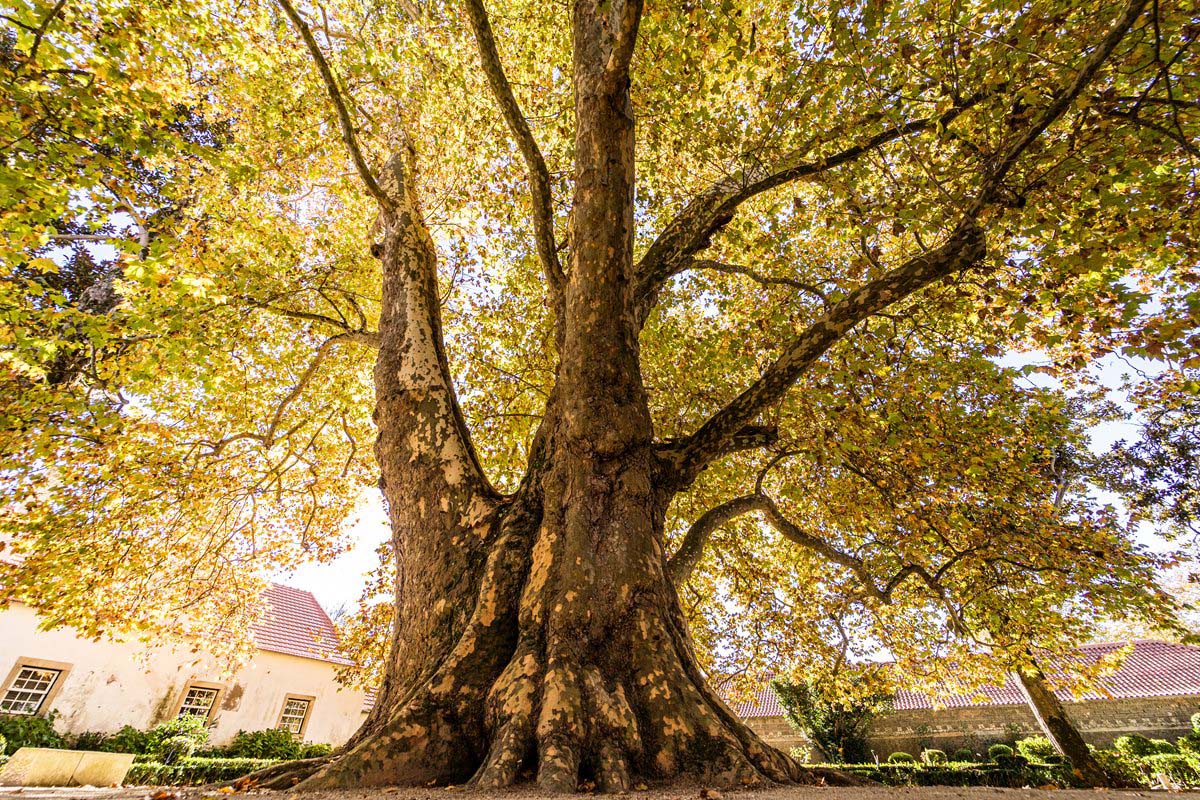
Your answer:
771,674 -> 892,764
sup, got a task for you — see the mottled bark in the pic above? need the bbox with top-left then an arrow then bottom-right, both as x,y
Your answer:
1013,667 -> 1122,788
245,0 -> 1151,791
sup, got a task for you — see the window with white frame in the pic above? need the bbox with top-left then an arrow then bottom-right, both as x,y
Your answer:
277,697 -> 311,735
1,666 -> 62,715
177,685 -> 219,718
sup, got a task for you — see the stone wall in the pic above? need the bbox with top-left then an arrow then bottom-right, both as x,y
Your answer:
744,694 -> 1199,760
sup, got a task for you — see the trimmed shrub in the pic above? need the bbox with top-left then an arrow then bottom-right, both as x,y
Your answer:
1090,748 -> 1147,787
1150,738 -> 1178,755
1016,736 -> 1058,762
951,748 -> 974,762
888,751 -> 916,763
0,713 -> 64,754
1142,753 -> 1200,786
147,715 -> 209,755
921,749 -> 947,765
994,754 -> 1028,770
987,743 -> 1013,761
300,742 -> 333,758
102,725 -> 152,755
1178,731 -> 1200,756
771,676 -> 892,763
158,735 -> 196,765
224,728 -> 303,760
125,757 -> 279,785
829,762 -> 1073,788
1114,734 -> 1157,758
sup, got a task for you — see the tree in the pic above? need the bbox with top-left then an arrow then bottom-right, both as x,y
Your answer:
771,673 -> 892,763
2,0 -> 1197,791
667,348 -> 1181,786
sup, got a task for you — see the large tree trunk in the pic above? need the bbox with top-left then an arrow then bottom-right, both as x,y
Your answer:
1013,667 -> 1120,788
266,14 -> 819,791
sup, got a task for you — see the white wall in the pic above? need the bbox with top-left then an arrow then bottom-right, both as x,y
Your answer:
0,602 -> 368,746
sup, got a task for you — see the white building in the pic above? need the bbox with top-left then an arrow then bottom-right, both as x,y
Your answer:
0,584 -> 368,746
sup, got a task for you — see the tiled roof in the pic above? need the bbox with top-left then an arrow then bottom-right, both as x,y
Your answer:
362,687 -> 377,713
726,640 -> 1200,718
251,583 -> 353,666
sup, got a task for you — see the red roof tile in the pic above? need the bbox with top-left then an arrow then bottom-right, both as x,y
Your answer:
252,583 -> 353,666
726,640 -> 1200,718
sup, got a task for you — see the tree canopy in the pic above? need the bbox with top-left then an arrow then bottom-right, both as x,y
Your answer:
1,0 -> 1197,786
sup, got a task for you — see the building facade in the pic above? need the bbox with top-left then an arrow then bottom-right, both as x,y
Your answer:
732,640 -> 1200,760
0,584 -> 368,746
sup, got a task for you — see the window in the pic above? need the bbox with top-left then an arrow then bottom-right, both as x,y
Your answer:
1,666 -> 61,715
276,695 -> 314,736
177,685 -> 220,718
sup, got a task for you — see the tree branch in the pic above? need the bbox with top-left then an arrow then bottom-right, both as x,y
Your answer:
659,0 -> 1149,486
660,221 -> 987,487
667,494 -> 767,585
463,0 -> 566,317
243,296 -> 381,347
276,0 -> 392,209
633,98 -> 986,322
196,332 -> 364,456
686,259 -> 831,306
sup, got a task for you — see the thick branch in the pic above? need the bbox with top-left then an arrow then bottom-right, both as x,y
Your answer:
660,0 -> 1148,485
633,100 -> 984,321
667,494 -> 766,585
276,0 -> 392,209
463,0 -> 566,313
661,220 -> 987,487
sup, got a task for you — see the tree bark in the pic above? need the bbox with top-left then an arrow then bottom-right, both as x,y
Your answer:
1012,667 -> 1120,787
244,0 -> 1149,790
267,10 -> 824,792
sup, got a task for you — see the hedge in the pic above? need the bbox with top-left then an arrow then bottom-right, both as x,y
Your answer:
125,757 -> 280,785
810,762 -> 1075,788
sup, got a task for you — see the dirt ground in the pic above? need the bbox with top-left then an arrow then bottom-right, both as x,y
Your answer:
1,785 -> 1197,800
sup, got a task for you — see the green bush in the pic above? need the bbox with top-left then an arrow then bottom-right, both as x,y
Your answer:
0,713 -> 64,754
994,754 -> 1028,770
1090,748 -> 1145,787
1114,734 -> 1157,758
300,742 -> 333,758
986,743 -> 1013,761
70,731 -> 110,751
951,747 -> 974,762
921,749 -> 947,765
158,735 -> 197,765
1015,736 -> 1058,762
826,762 -> 1074,788
1191,712 -> 1200,733
1142,753 -> 1200,786
223,728 -> 303,760
771,675 -> 892,763
888,751 -> 916,763
1150,738 -> 1178,755
125,757 -> 279,785
147,716 -> 209,756
1178,731 -> 1200,756
102,725 -> 152,755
